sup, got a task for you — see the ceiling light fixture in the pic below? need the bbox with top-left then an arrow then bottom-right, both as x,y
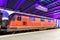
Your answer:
35,3 -> 48,12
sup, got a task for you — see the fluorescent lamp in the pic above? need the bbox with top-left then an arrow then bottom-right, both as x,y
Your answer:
35,4 -> 48,12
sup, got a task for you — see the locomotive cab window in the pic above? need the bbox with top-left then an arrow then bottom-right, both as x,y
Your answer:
17,16 -> 21,21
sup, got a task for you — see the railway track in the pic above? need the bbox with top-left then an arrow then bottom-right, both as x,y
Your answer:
0,28 -> 57,35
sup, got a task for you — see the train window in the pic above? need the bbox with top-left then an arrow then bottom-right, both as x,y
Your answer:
48,19 -> 51,22
17,16 -> 21,21
40,18 -> 44,22
48,19 -> 54,22
29,17 -> 35,21
50,20 -> 54,22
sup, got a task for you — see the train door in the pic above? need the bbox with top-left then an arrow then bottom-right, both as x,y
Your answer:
40,18 -> 45,27
7,15 -> 17,28
16,15 -> 23,27
29,17 -> 35,27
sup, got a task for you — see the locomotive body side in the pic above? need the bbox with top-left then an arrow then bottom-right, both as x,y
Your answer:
7,14 -> 56,32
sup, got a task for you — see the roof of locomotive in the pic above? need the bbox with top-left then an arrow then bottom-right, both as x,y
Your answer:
9,13 -> 40,18
9,13 -> 54,20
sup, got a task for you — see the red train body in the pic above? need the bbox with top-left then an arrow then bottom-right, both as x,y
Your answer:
6,14 -> 56,31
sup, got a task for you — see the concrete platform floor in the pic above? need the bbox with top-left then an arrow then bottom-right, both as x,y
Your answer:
0,29 -> 60,40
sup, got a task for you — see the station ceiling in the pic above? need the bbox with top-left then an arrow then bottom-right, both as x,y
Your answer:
0,0 -> 60,19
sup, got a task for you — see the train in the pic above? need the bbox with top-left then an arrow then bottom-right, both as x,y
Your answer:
0,9 -> 59,32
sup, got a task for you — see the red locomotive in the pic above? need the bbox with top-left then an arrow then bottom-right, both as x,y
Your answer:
7,13 -> 55,32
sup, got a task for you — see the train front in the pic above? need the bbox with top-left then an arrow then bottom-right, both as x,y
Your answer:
0,10 -> 9,32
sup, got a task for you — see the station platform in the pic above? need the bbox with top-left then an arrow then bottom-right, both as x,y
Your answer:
0,29 -> 60,40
